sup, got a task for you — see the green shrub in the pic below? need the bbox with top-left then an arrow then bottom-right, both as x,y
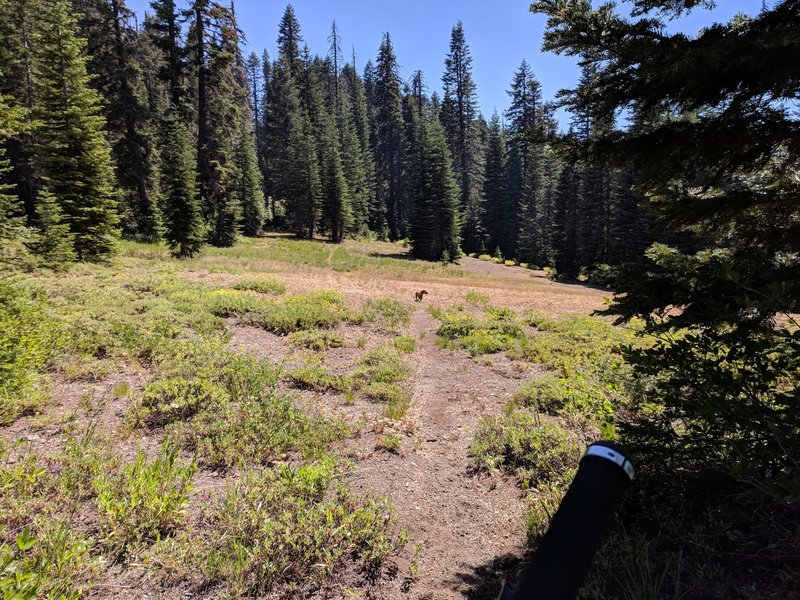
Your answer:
504,260 -> 516,267
0,524 -> 96,600
478,254 -> 493,262
362,297 -> 412,330
285,367 -> 351,393
134,378 -> 229,426
351,347 -> 409,386
160,459 -> 402,596
375,434 -> 402,454
392,335 -> 416,353
94,442 -> 196,554
471,412 -> 580,489
513,375 -> 569,413
435,307 -> 524,356
244,290 -> 350,334
464,290 -> 490,305
205,289 -> 262,317
436,314 -> 478,339
286,330 -> 344,351
0,280 -> 59,425
232,277 -> 286,295
361,382 -> 412,419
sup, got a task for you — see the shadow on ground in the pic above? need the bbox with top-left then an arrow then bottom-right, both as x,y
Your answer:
446,552 -> 525,600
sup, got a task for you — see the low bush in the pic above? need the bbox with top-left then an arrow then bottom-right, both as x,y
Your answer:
285,367 -> 351,393
0,280 -> 60,425
362,297 -> 412,331
158,459 -> 402,596
361,382 -> 412,419
392,335 -> 416,353
232,277 -> 286,295
471,412 -> 580,489
243,290 -> 351,334
134,378 -> 229,426
286,330 -> 344,351
464,290 -> 490,305
94,442 -> 196,554
205,289 -> 262,317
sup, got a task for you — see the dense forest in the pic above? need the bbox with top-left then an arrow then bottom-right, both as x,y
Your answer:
0,0 -> 655,272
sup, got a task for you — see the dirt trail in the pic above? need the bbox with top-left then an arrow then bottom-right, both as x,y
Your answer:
349,307 -> 530,599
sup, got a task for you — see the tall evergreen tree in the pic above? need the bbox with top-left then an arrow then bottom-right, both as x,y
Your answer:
33,0 -> 119,261
440,20 -> 482,251
0,0 -> 41,222
107,0 -> 162,241
159,107 -> 205,257
481,112 -> 509,255
373,33 -> 406,240
408,114 -> 460,262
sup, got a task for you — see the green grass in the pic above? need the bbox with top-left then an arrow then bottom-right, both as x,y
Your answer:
284,346 -> 414,419
464,290 -> 490,305
392,335 -> 416,353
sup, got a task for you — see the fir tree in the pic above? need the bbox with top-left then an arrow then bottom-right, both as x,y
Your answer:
159,107 -> 205,257
0,0 -> 40,222
440,21 -> 482,251
25,188 -> 75,267
373,33 -> 406,240
409,115 -> 460,262
481,112 -> 508,255
33,0 -> 119,261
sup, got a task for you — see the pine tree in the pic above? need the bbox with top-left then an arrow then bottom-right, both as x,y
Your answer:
373,33 -> 406,240
441,20 -> 481,252
321,139 -> 351,243
159,107 -> 205,257
481,112 -> 508,255
409,115 -> 460,262
147,0 -> 186,106
505,60 -> 546,260
33,0 -> 119,261
0,89 -> 25,244
549,161 -> 579,278
532,3 -> 800,573
0,0 -> 41,222
25,188 -> 76,266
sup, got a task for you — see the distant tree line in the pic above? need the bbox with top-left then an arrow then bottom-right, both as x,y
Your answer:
1,0 -> 657,272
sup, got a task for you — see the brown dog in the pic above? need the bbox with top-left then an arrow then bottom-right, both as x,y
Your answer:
414,290 -> 428,302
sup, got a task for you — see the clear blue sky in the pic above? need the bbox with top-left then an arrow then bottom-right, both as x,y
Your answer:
126,0 -> 762,128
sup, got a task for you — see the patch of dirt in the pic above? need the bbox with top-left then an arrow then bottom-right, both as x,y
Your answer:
343,308 -> 533,599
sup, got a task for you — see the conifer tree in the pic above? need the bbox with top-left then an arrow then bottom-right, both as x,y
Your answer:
481,112 -> 509,255
441,21 -> 482,251
373,33 -> 406,240
549,161 -> 579,278
0,89 -> 25,245
147,0 -> 186,106
159,107 -> 205,257
0,0 -> 41,221
24,188 -> 76,266
321,139 -> 351,242
409,115 -> 460,262
346,56 -> 380,236
33,0 -> 119,261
